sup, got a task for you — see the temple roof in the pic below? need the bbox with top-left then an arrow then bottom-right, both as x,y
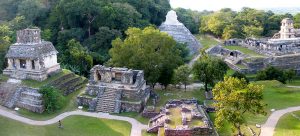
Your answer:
5,41 -> 58,59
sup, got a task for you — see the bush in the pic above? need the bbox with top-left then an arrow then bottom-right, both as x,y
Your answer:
232,71 -> 249,83
256,66 -> 296,84
39,86 -> 65,113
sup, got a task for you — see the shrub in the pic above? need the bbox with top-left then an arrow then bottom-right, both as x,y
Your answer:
39,86 -> 65,113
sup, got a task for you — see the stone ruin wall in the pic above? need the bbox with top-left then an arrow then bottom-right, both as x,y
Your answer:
242,54 -> 300,74
164,127 -> 215,136
16,29 -> 41,44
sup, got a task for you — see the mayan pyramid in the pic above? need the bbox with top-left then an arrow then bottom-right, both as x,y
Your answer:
159,10 -> 202,55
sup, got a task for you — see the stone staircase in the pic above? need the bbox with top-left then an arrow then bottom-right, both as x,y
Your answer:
95,89 -> 121,113
16,87 -> 44,113
48,73 -> 88,95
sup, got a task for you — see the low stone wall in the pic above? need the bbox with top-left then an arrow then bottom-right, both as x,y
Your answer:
165,128 -> 192,136
77,96 -> 97,111
142,110 -> 159,118
16,87 -> 44,113
120,101 -> 143,112
164,127 -> 214,136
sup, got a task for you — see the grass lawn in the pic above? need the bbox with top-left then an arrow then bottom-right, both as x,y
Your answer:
142,130 -> 156,136
16,87 -> 84,120
0,115 -> 131,136
168,107 -> 182,128
195,34 -> 220,49
274,111 -> 300,136
112,112 -> 149,124
223,46 -> 264,57
22,69 -> 72,88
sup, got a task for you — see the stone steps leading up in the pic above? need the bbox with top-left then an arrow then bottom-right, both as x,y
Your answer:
47,73 -> 87,96
95,89 -> 121,113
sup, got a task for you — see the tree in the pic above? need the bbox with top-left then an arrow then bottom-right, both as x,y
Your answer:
232,71 -> 249,83
83,27 -> 122,64
61,39 -> 93,76
173,65 -> 192,90
192,52 -> 228,92
109,26 -> 183,87
39,86 -> 65,113
213,76 -> 266,135
243,25 -> 263,38
256,66 -> 287,84
0,24 -> 13,72
294,13 -> 300,29
175,8 -> 201,34
56,0 -> 102,36
17,0 -> 47,25
284,69 -> 296,83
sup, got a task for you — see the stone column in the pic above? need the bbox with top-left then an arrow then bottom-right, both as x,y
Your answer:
7,59 -> 13,69
16,59 -> 20,69
35,60 -> 40,70
26,59 -> 31,70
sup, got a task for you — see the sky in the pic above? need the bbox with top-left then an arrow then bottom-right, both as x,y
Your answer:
170,0 -> 300,11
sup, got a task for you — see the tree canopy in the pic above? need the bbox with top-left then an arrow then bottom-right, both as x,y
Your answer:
192,51 -> 228,92
109,26 -> 183,87
213,76 -> 266,135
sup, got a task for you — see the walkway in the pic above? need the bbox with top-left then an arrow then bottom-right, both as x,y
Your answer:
0,107 -> 147,136
260,106 -> 300,136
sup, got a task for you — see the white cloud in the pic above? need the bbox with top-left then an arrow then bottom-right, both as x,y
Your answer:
170,0 -> 300,11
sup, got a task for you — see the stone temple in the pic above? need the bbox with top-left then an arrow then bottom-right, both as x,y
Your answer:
209,18 -> 300,74
3,28 -> 60,81
77,65 -> 150,113
159,10 -> 202,55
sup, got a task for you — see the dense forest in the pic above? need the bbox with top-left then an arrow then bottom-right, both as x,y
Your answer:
0,0 -> 171,75
1,0 -> 300,79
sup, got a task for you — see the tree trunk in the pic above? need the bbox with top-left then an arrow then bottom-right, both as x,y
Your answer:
205,82 -> 208,92
88,24 -> 91,37
237,125 -> 242,136
184,83 -> 187,91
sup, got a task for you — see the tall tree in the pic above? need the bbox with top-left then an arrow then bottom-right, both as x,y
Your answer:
192,52 -> 228,92
294,13 -> 300,29
109,26 -> 183,87
0,25 -> 13,72
213,77 -> 266,135
61,39 -> 93,76
173,65 -> 192,90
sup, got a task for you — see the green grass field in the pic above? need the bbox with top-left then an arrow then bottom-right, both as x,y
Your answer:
274,111 -> 300,136
195,34 -> 220,49
0,115 -> 131,136
223,46 -> 264,57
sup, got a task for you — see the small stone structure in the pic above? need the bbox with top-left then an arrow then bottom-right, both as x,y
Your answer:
146,99 -> 216,136
3,28 -> 61,81
159,10 -> 202,55
209,18 -> 300,74
77,65 -> 150,113
0,82 -> 44,113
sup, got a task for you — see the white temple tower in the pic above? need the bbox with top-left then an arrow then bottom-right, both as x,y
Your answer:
280,18 -> 296,39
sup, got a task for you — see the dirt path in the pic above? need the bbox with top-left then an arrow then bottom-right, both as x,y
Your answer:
260,106 -> 300,136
